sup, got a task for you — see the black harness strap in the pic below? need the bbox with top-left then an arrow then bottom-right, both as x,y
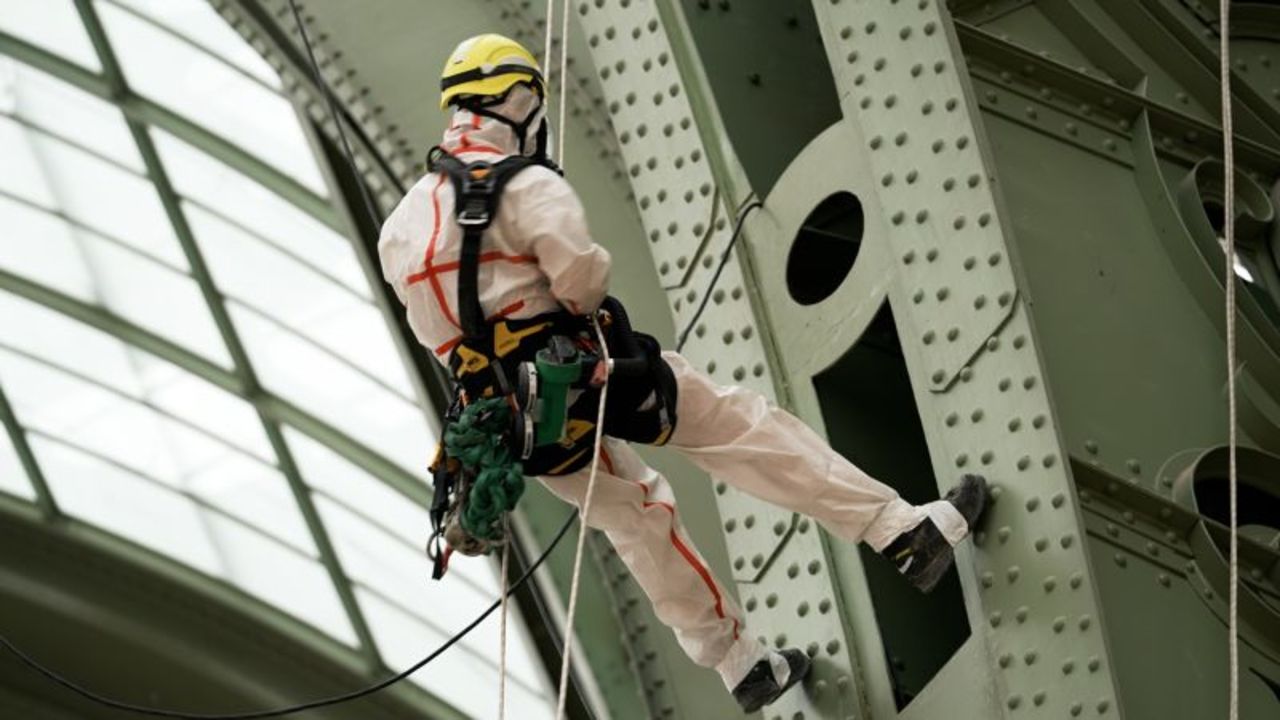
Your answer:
427,147 -> 557,341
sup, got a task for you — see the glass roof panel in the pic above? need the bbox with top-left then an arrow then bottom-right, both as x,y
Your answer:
283,425 -> 427,547
312,493 -> 546,690
34,436 -> 224,575
0,197 -> 230,367
0,421 -> 34,500
0,293 -> 256,462
34,435 -> 350,637
203,512 -> 356,646
357,588 -> 555,720
106,0 -> 281,89
152,130 -> 370,297
0,58 -> 143,172
186,203 -> 412,396
229,304 -> 432,474
0,0 -> 102,71
0,114 -> 186,267
0,348 -> 312,552
97,2 -> 327,195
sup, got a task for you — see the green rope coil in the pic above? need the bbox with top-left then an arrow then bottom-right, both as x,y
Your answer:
445,397 -> 525,542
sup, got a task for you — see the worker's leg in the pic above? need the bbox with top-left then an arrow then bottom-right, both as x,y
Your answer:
537,438 -> 767,689
662,352 -> 969,551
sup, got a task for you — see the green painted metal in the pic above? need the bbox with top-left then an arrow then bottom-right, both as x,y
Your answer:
0,383 -> 56,519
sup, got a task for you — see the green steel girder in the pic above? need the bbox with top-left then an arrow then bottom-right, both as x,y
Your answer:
0,27 -> 340,231
0,383 -> 56,519
0,493 -> 466,720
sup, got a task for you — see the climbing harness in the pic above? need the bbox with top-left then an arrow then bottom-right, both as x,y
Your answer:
423,143 -> 679,580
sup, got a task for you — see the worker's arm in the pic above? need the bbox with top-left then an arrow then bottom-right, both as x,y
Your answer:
511,169 -> 611,314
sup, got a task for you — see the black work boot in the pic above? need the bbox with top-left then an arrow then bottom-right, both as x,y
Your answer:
731,648 -> 811,713
882,474 -> 990,594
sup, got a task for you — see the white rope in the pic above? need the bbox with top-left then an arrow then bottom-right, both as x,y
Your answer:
555,0 -> 571,167
498,518 -> 511,720
555,315 -> 611,720
542,0 -> 555,75
1218,3 -> 1239,720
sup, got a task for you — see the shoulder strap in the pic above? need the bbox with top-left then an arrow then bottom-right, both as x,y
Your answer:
427,147 -> 553,341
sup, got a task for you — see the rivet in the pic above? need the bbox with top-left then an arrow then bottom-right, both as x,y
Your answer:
1007,695 -> 1021,710
989,611 -> 1002,627
1098,699 -> 1111,714
1034,691 -> 1047,707
819,598 -> 831,613
981,571 -> 994,588
1061,534 -> 1075,549
998,652 -> 1012,668
808,560 -> 821,575
1044,576 -> 1058,592
826,640 -> 841,655
1079,615 -> 1093,631
1015,605 -> 1029,623
1071,702 -> 1084,716
1008,566 -> 1022,583
1070,572 -> 1084,589
1024,651 -> 1038,665
766,593 -> 778,608
1034,538 -> 1048,552
1158,573 -> 1171,587
787,563 -> 799,578
997,526 -> 1012,543
746,597 -> 757,611
916,209 -> 929,223
797,601 -> 810,617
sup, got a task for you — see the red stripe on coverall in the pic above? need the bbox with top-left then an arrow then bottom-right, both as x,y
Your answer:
600,449 -> 741,640
411,173 -> 461,329
432,299 -> 527,356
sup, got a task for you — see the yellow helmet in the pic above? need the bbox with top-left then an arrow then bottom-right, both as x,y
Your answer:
440,34 -> 545,110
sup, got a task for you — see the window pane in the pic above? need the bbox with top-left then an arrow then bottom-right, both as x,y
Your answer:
0,291 -> 265,457
153,130 -> 370,297
203,512 -> 356,646
0,0 -> 102,71
0,115 -> 187,267
230,304 -> 432,474
0,423 -> 34,500
0,192 -> 226,368
0,58 -> 142,171
98,2 -> 326,195
285,425 -> 428,547
188,202 -> 412,395
0,349 -> 310,551
35,437 -> 224,575
107,0 -> 281,88
357,588 -> 555,720
313,492 -> 544,689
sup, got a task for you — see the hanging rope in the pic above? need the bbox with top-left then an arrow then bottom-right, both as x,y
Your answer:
498,516 -> 511,720
556,315 -> 611,720
1217,3 -> 1240,720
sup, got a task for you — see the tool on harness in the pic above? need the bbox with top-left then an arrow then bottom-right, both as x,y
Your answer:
425,147 -> 677,579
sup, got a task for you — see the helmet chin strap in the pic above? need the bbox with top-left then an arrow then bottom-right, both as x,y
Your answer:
459,87 -> 548,158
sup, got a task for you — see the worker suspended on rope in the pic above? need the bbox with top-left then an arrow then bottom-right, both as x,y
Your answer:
377,33 -> 991,714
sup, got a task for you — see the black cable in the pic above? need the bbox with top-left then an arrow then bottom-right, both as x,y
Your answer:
676,197 -> 764,352
286,0 -> 390,226
0,511 -> 578,719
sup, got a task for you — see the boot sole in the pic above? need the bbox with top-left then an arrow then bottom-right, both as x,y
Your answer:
737,652 -> 812,713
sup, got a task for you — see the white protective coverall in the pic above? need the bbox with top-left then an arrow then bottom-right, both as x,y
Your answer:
378,86 -> 970,689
